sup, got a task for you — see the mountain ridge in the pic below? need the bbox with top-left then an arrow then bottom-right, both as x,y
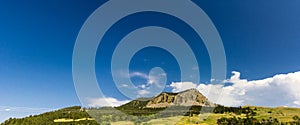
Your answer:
119,88 -> 217,109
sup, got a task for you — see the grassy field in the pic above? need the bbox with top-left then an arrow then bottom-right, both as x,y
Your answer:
110,114 -> 230,125
110,106 -> 300,125
248,106 -> 300,122
54,118 -> 95,122
3,106 -> 299,125
111,121 -> 134,125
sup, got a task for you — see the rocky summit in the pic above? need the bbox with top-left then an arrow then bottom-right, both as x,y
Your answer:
120,89 -> 216,109
146,89 -> 216,108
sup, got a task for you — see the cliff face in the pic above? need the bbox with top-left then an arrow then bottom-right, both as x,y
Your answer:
145,89 -> 216,108
145,92 -> 177,108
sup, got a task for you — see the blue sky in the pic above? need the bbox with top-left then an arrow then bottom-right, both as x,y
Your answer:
1,0 -> 300,122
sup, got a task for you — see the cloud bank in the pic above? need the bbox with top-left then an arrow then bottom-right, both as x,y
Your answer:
170,71 -> 300,107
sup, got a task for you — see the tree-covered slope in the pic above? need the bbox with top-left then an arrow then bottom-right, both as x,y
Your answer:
1,106 -> 99,125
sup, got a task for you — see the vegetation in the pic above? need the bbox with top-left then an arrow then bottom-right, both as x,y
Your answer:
1,106 -> 99,125
215,106 -> 300,125
2,105 -> 300,125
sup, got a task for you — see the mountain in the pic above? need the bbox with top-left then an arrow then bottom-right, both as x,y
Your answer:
1,89 -> 217,125
120,88 -> 216,109
2,89 -> 300,125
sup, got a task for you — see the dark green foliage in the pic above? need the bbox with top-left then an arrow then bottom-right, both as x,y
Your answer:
1,106 -> 99,125
214,107 -> 300,125
286,115 -> 300,125
213,106 -> 255,115
217,115 -> 300,125
217,116 -> 260,125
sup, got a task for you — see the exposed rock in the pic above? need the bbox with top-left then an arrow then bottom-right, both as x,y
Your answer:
145,89 -> 216,108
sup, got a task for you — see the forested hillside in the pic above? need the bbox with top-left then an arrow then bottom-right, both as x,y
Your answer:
1,106 -> 98,125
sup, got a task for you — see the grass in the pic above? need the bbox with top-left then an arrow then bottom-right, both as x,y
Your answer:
146,116 -> 184,125
111,121 -> 134,125
123,106 -> 300,125
54,118 -> 95,122
60,106 -> 300,125
248,106 -> 300,122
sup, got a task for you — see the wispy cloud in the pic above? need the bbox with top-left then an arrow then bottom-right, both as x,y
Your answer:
117,70 -> 166,97
129,71 -> 166,86
192,66 -> 199,70
129,72 -> 149,79
137,90 -> 151,96
0,106 -> 51,113
0,106 -> 52,123
170,71 -> 300,107
4,109 -> 11,112
87,97 -> 130,107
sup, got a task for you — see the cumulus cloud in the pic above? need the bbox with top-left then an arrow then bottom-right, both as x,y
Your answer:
170,71 -> 300,107
87,97 -> 130,107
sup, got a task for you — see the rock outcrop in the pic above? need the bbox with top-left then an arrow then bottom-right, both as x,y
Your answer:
145,89 -> 216,108
119,89 -> 216,109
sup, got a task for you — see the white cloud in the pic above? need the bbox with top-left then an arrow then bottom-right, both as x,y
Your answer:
130,72 -> 149,79
148,72 -> 166,85
137,90 -> 151,96
170,71 -> 300,107
0,106 -> 51,123
87,97 -> 130,107
192,66 -> 199,70
230,71 -> 241,81
118,71 -> 166,97
139,84 -> 147,89
120,84 -> 129,88
0,106 -> 50,112
119,71 -> 165,86
170,82 -> 197,93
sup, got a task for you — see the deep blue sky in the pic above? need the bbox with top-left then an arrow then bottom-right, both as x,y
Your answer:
1,0 -> 300,120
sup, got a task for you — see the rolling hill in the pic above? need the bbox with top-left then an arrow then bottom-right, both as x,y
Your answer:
2,89 -> 300,125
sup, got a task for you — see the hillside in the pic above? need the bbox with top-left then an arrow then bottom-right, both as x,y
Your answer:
3,106 -> 300,125
119,88 -> 216,109
146,89 -> 216,108
1,106 -> 99,125
2,89 -> 300,125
